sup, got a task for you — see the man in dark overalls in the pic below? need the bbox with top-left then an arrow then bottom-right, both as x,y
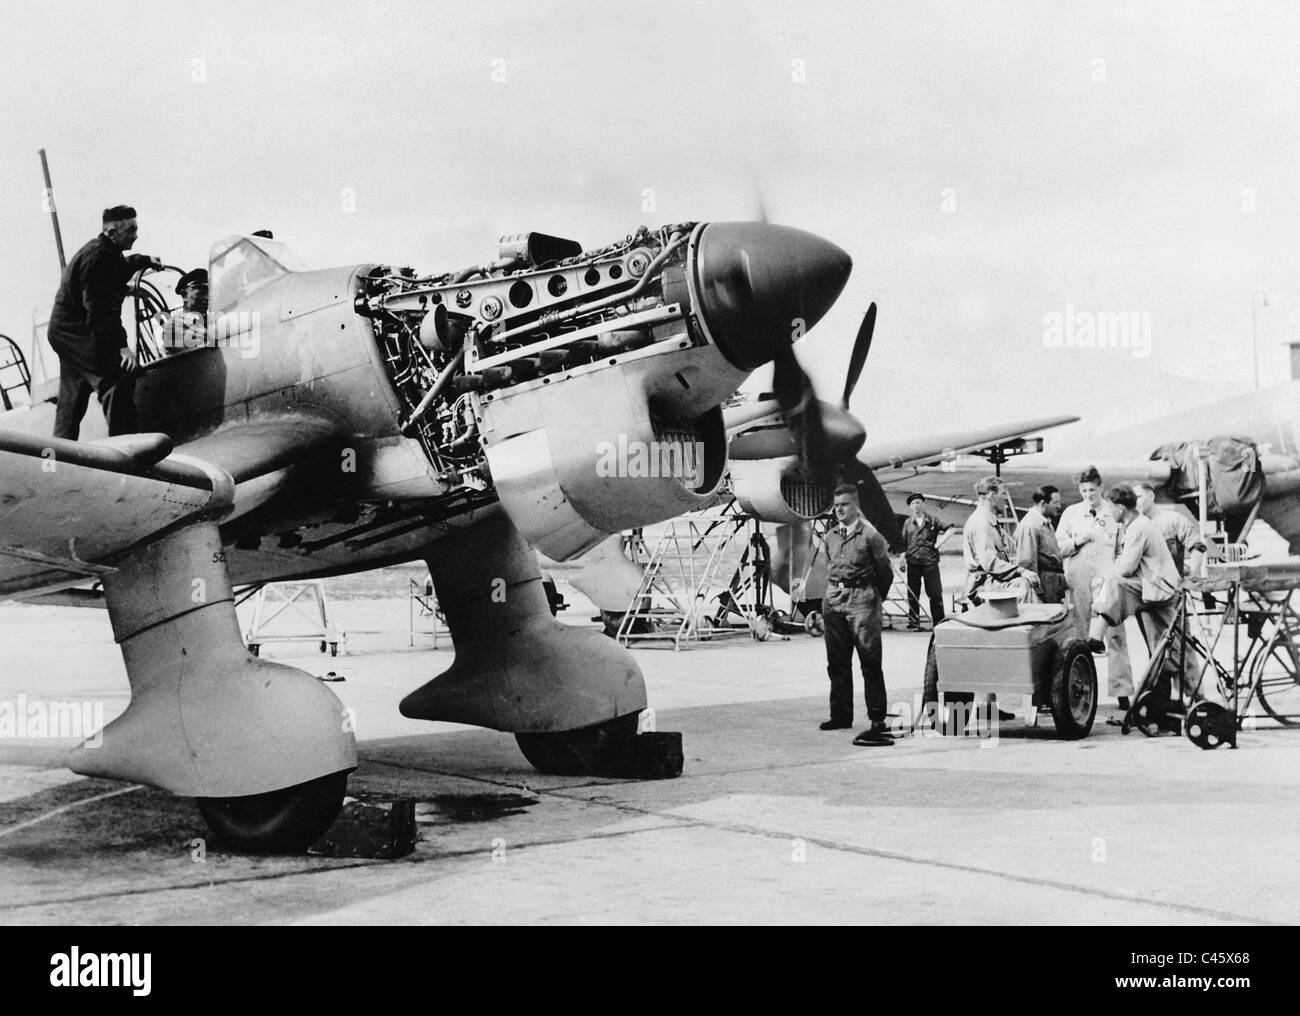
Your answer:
818,483 -> 894,737
901,492 -> 951,630
47,205 -> 162,439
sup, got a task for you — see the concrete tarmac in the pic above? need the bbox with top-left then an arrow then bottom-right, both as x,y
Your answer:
0,590 -> 1297,925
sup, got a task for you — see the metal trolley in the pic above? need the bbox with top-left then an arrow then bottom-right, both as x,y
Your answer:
1123,560 -> 1300,748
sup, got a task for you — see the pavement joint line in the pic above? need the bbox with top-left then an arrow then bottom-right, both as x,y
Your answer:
0,820 -> 713,913
356,754 -> 1280,924
0,784 -> 144,840
1,746 -> 1289,921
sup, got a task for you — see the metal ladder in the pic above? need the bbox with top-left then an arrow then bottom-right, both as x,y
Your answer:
0,334 -> 32,411
616,505 -> 751,650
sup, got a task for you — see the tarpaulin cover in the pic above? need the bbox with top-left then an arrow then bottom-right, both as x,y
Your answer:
1151,436 -> 1264,516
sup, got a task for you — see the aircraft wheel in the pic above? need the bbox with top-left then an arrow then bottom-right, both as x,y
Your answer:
805,611 -> 824,637
196,770 -> 348,854
1050,639 -> 1097,739
515,713 -> 639,776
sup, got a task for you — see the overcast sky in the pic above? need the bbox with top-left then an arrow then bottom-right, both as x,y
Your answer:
2,0 -> 1298,446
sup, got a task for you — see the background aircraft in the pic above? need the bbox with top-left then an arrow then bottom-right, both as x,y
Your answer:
559,305 -> 1079,614
882,372 -> 1300,550
0,219 -> 851,851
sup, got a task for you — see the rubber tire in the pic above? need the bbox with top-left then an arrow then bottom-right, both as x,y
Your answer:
515,713 -> 640,776
1185,701 -> 1230,750
805,611 -> 824,637
1129,688 -> 1171,737
196,770 -> 349,854
1252,630 -> 1299,726
1050,639 -> 1097,739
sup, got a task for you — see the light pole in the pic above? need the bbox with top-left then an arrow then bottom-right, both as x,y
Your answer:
1252,290 -> 1269,390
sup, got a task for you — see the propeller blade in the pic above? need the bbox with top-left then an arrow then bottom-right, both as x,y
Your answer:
841,303 -> 876,409
771,344 -> 804,418
799,390 -> 833,476
852,464 -> 904,552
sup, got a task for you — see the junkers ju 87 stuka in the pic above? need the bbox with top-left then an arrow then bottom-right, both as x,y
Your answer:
0,220 -> 851,850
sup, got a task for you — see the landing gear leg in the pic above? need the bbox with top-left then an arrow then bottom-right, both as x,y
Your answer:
400,511 -> 682,779
71,520 -> 356,852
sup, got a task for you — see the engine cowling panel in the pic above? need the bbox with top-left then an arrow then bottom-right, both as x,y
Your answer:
731,457 -> 834,524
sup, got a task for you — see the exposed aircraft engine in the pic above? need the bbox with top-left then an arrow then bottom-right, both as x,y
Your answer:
357,222 -> 850,557
730,456 -> 835,523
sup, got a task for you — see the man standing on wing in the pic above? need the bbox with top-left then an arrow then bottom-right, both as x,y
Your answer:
47,205 -> 162,439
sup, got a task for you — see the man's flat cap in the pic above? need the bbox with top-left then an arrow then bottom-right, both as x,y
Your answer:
176,268 -> 208,294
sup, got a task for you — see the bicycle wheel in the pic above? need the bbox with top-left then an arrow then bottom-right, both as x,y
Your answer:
1251,626 -> 1300,725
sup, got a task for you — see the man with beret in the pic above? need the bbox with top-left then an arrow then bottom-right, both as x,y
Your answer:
157,269 -> 209,353
901,492 -> 950,630
962,476 -> 1038,605
818,483 -> 894,740
48,205 -> 162,439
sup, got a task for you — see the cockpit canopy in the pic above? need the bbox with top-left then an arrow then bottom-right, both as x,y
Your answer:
209,235 -> 309,311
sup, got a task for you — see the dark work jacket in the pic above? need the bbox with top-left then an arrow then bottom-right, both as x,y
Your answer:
902,511 -> 947,566
824,518 -> 894,600
47,235 -> 150,375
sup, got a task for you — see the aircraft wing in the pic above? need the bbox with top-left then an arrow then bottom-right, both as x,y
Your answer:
175,417 -> 344,520
0,430 -> 233,598
0,418 -> 344,600
857,414 -> 1080,471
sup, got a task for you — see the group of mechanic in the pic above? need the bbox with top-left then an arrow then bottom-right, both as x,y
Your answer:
818,468 -> 1205,744
46,205 -> 207,440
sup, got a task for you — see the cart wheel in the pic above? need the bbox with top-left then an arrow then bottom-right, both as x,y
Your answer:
1050,639 -> 1097,739
1128,688 -> 1170,737
249,644 -> 260,657
329,643 -> 339,657
805,611 -> 824,637
1186,701 -> 1232,750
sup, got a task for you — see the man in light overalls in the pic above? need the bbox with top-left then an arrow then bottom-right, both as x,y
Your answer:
1056,465 -> 1132,708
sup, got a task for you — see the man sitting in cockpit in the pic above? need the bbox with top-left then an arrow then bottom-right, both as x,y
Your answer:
157,268 -> 208,353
